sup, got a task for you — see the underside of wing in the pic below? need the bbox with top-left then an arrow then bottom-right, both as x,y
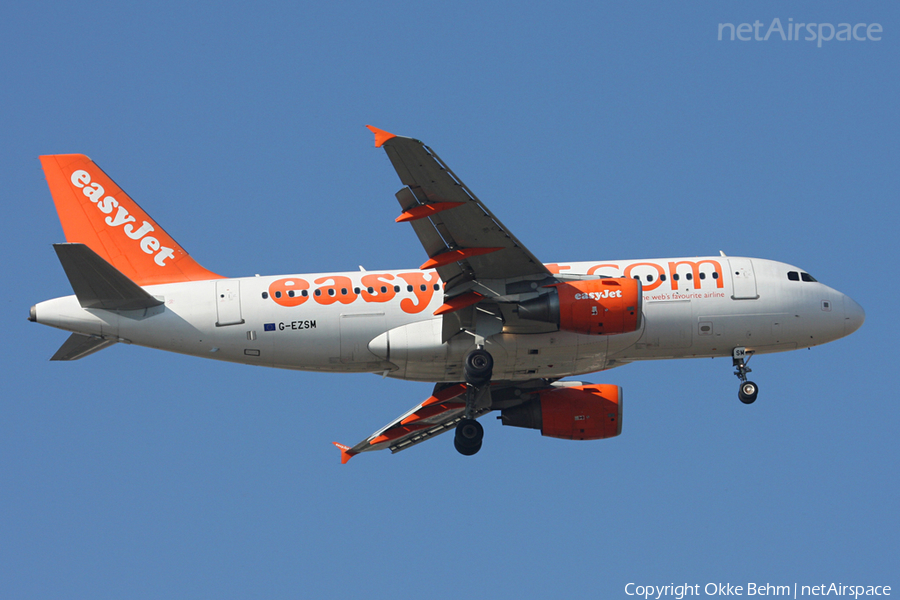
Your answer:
333,379 -> 592,463
335,383 -> 483,463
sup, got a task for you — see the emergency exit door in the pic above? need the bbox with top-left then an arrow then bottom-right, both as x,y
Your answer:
216,280 -> 244,326
728,258 -> 759,300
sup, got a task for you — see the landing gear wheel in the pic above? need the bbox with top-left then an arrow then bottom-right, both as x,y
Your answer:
454,418 -> 484,456
738,381 -> 759,404
732,348 -> 758,405
464,349 -> 493,387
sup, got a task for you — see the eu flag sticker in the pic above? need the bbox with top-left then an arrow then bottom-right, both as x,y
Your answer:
264,323 -> 276,332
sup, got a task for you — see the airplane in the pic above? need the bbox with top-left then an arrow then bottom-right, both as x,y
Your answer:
29,126 -> 866,462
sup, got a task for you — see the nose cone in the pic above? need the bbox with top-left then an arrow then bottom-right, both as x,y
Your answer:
844,296 -> 865,336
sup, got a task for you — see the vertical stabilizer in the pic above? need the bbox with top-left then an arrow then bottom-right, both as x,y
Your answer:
39,154 -> 222,285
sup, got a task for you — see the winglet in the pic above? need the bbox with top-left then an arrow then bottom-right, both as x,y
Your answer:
332,442 -> 355,464
366,125 -> 396,148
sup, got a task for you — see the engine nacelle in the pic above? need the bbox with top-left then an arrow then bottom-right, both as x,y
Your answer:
500,384 -> 622,440
516,278 -> 642,335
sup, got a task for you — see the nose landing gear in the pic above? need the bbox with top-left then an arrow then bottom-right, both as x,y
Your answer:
733,347 -> 758,404
454,348 -> 493,456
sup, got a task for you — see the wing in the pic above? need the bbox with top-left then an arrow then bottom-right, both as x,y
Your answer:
368,126 -> 552,291
334,384 -> 487,463
333,379 -> 564,463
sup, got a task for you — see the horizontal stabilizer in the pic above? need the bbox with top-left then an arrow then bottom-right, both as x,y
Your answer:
51,332 -> 117,361
53,243 -> 164,310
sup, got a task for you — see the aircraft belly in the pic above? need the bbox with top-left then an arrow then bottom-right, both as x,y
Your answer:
691,313 -> 796,354
109,281 -> 260,365
628,301 -> 694,357
271,311 -> 340,369
339,311 -> 392,369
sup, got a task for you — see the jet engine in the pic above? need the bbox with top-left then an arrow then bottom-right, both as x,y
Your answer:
516,278 -> 642,335
499,384 -> 622,440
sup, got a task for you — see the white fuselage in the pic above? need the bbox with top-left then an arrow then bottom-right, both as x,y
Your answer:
32,256 -> 865,381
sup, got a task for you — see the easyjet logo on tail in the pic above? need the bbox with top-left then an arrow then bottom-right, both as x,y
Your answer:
70,170 -> 175,267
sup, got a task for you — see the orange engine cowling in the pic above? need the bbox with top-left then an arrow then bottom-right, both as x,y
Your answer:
516,278 -> 642,335
499,384 -> 623,440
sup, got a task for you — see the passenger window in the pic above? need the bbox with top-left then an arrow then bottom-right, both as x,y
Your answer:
314,290 -> 321,296
262,292 -> 268,299
407,285 -> 413,292
288,290 -> 295,297
394,285 -> 400,292
699,272 -> 706,280
646,275 -> 654,282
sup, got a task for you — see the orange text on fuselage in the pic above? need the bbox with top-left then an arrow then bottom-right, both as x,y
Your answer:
557,259 -> 725,292
268,260 -> 725,313
268,271 -> 440,314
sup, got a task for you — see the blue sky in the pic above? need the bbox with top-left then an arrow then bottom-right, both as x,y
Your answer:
2,2 -> 897,598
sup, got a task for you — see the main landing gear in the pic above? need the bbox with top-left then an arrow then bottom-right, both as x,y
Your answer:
733,347 -> 759,404
454,348 -> 493,456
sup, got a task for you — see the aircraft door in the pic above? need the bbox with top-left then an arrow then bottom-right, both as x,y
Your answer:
215,280 -> 244,326
728,258 -> 759,300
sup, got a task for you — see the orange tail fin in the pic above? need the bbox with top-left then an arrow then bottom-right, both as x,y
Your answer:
39,154 -> 222,286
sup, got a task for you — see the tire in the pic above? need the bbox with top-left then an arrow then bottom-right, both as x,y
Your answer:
454,418 -> 484,456
464,349 -> 493,387
739,381 -> 759,404
454,437 -> 482,456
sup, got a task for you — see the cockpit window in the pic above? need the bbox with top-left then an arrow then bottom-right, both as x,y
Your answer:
788,271 -> 818,282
